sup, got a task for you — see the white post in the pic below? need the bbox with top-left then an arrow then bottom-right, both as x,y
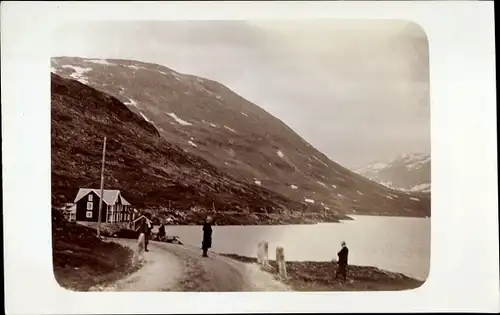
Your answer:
257,241 -> 270,269
257,242 -> 263,264
276,246 -> 287,278
97,136 -> 107,238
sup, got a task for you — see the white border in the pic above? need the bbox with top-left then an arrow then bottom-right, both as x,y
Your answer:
2,1 -> 498,314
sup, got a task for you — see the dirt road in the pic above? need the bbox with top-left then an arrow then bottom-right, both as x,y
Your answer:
90,239 -> 290,292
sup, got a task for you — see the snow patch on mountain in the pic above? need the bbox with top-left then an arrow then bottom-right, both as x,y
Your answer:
312,156 -> 328,167
290,185 -> 298,189
167,113 -> 192,126
304,198 -> 315,204
360,162 -> 387,172
128,65 -> 147,70
84,59 -> 114,66
188,140 -> 198,148
62,65 -> 92,84
224,126 -> 236,133
277,150 -> 285,158
172,73 -> 182,81
409,183 -> 431,192
124,99 -> 138,108
140,112 -> 153,124
317,181 -> 327,188
202,120 -> 218,128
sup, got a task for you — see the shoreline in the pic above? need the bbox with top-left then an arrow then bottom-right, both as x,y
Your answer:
134,210 -> 430,226
140,209 -> 353,226
220,253 -> 424,291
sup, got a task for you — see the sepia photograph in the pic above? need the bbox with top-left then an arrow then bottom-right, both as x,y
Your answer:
3,1 -> 498,313
50,19 -> 431,292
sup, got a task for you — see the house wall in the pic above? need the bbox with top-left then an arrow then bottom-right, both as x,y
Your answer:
75,191 -> 107,223
107,196 -> 125,223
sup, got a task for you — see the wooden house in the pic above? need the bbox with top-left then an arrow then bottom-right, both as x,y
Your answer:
74,188 -> 132,223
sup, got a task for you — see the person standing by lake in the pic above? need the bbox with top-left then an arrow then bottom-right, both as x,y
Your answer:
335,241 -> 349,281
202,216 -> 213,257
158,222 -> 166,242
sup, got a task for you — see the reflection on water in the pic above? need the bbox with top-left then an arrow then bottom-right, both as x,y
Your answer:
165,215 -> 430,280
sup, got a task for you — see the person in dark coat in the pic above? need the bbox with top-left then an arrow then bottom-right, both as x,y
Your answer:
158,223 -> 166,242
201,216 -> 213,257
335,241 -> 349,281
140,218 -> 152,252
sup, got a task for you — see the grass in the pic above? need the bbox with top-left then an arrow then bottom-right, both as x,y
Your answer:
220,253 -> 424,291
52,209 -> 141,291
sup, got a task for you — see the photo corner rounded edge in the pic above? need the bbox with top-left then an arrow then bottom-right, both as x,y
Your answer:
50,262 -> 81,294
400,259 -> 431,294
392,18 -> 430,47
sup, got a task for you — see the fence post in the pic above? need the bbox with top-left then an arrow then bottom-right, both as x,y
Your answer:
257,241 -> 270,270
276,246 -> 287,278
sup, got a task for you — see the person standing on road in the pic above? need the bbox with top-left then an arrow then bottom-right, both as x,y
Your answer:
201,216 -> 213,257
158,222 -> 166,242
334,241 -> 349,281
140,218 -> 152,252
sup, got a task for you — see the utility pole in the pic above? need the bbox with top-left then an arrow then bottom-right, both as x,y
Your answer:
97,136 -> 107,238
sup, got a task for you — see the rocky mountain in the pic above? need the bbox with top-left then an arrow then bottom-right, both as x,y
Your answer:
51,57 -> 431,218
354,153 -> 431,193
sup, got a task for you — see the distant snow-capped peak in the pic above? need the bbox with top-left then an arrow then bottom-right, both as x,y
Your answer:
355,153 -> 430,193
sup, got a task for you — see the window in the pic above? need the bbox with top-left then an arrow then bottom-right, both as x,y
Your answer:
86,211 -> 93,218
88,194 -> 93,201
87,202 -> 93,210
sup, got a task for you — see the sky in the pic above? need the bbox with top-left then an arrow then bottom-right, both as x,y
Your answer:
52,20 -> 430,168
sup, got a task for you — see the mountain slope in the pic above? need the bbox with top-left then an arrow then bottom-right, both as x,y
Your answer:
52,73 -> 343,224
354,153 -> 430,193
51,57 -> 431,218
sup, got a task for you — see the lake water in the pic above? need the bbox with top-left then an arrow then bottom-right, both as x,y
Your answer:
165,215 -> 430,281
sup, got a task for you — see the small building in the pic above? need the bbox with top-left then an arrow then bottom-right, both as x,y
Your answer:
74,188 -> 132,223
133,215 -> 153,232
60,203 -> 76,222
